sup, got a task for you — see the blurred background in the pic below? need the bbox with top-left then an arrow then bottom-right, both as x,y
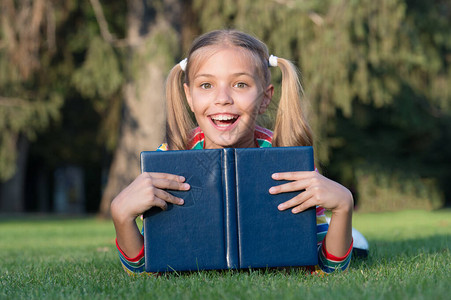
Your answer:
0,0 -> 450,217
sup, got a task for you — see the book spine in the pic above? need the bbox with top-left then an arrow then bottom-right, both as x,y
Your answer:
222,148 -> 239,269
140,151 -> 145,173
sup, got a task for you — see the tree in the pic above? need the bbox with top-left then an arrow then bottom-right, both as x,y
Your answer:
0,0 -> 62,211
97,0 -> 182,217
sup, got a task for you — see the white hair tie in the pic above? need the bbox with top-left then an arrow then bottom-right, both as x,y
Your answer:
268,55 -> 278,67
179,58 -> 188,72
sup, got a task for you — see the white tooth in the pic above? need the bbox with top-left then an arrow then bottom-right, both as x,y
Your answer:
213,115 -> 234,121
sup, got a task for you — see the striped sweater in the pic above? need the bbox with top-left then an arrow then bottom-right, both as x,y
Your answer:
116,126 -> 352,275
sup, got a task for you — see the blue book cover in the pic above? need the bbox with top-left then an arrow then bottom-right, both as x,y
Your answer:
141,147 -> 317,272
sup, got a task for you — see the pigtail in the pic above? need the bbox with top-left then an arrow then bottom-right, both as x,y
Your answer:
272,57 -> 313,147
165,64 -> 195,150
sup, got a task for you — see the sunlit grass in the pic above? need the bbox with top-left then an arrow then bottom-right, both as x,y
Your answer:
0,210 -> 449,299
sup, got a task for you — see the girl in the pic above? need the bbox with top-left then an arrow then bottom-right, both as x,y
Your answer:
111,29 -> 354,275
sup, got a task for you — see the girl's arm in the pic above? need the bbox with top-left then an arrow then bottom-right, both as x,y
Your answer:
111,172 -> 190,258
269,171 -> 353,257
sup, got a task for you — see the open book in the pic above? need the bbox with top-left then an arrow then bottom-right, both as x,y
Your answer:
142,147 -> 317,272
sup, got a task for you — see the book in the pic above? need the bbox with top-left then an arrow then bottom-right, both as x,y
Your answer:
141,146 -> 318,272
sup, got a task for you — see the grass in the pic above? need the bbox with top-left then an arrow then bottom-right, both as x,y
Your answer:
0,209 -> 449,299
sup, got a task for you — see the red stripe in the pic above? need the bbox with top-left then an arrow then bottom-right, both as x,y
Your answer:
255,125 -> 273,139
254,126 -> 273,144
188,127 -> 204,149
116,239 -> 144,262
321,238 -> 353,261
316,206 -> 326,215
255,125 -> 273,135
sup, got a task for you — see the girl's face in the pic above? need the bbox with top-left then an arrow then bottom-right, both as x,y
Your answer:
184,46 -> 273,149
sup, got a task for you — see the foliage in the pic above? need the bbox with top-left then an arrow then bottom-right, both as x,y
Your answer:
192,0 -> 450,154
190,0 -> 451,207
0,210 -> 450,299
1,0 -> 450,211
0,0 -> 65,181
0,0 -> 126,183
0,95 -> 62,179
72,37 -> 123,106
71,35 -> 124,151
355,166 -> 444,212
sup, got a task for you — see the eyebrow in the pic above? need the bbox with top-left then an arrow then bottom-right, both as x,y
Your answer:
194,72 -> 255,79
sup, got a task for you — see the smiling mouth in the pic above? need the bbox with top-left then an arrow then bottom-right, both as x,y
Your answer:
210,114 -> 239,128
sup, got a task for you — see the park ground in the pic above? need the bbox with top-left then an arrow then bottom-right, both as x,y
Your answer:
0,209 -> 449,299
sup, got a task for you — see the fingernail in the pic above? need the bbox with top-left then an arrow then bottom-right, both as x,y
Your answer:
269,187 -> 276,194
272,173 -> 279,179
183,183 -> 190,189
179,176 -> 185,181
278,204 -> 285,210
179,199 -> 184,205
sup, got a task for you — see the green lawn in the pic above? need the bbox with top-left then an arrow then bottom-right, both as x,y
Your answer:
0,210 -> 449,299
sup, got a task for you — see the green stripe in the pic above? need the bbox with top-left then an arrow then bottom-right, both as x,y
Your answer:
191,140 -> 204,149
317,232 -> 327,243
257,139 -> 272,148
118,252 -> 145,268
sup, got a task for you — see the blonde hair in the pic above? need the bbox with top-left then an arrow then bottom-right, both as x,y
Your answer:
165,29 -> 312,150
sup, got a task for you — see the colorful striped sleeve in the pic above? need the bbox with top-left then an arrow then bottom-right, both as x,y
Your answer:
316,207 -> 328,244
317,238 -> 353,273
254,125 -> 273,148
315,207 -> 353,273
115,239 -> 146,275
156,143 -> 168,151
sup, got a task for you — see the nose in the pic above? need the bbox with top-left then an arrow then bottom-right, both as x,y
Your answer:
215,85 -> 233,105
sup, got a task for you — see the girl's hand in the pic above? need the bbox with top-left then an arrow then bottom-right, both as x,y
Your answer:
112,172 -> 189,258
269,171 -> 353,214
111,172 -> 190,223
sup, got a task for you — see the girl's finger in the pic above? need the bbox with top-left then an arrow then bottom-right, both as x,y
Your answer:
269,179 -> 310,194
153,188 -> 184,205
291,198 -> 317,214
271,171 -> 316,181
144,172 -> 186,182
277,189 -> 312,211
150,196 -> 169,211
148,177 -> 190,191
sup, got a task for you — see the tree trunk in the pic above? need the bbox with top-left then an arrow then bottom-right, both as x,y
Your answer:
98,0 -> 181,217
0,136 -> 29,212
